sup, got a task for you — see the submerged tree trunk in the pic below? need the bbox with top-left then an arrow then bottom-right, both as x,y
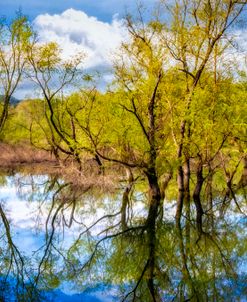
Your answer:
206,165 -> 215,228
184,159 -> 191,210
193,162 -> 204,235
184,158 -> 191,250
146,168 -> 161,229
158,170 -> 172,223
176,164 -> 184,227
176,119 -> 186,227
121,168 -> 134,231
145,167 -> 162,301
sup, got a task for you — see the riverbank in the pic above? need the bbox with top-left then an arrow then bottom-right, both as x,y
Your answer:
0,143 -> 60,173
0,143 -> 124,191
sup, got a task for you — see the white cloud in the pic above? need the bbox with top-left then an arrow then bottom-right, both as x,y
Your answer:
33,9 -> 127,69
13,9 -> 246,99
232,29 -> 247,68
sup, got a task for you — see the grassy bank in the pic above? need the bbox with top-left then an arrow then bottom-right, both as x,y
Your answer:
0,143 -> 60,173
0,143 -> 124,191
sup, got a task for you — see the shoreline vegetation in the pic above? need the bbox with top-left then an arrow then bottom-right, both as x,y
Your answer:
0,143 -> 124,192
0,143 -> 59,173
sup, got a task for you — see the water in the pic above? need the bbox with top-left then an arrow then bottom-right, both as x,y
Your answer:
0,172 -> 246,301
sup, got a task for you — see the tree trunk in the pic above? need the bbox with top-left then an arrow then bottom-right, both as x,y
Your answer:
176,120 -> 186,227
121,168 -> 134,231
145,168 -> 161,302
238,155 -> 247,188
184,159 -> 191,251
193,163 -> 204,234
176,165 -> 184,227
0,96 -> 10,133
146,168 -> 161,229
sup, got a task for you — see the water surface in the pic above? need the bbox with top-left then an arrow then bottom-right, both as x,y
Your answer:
0,172 -> 246,301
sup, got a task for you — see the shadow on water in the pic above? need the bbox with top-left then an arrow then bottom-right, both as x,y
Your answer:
0,172 -> 246,301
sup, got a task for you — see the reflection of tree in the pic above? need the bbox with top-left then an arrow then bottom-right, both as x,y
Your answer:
0,174 -> 64,301
0,203 -> 44,301
0,173 -> 246,301
59,176 -> 246,301
94,215 -> 246,302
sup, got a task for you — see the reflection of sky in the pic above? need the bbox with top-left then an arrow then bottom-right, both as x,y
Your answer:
0,176 -> 117,301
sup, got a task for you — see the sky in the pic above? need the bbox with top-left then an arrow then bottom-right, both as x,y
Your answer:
0,0 -> 246,98
0,0 -> 158,98
0,0 -> 155,22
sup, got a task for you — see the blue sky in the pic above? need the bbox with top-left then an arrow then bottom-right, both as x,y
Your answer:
1,0 -> 246,99
0,0 -> 157,98
0,0 -> 154,22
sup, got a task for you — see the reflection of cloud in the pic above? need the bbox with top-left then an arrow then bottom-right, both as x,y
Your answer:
0,184 -> 42,229
34,9 -> 126,69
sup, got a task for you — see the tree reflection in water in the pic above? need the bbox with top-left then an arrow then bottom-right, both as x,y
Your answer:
0,173 -> 246,301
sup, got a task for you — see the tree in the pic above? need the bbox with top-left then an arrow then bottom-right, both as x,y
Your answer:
159,0 -> 246,227
0,14 -> 32,134
26,41 -> 85,167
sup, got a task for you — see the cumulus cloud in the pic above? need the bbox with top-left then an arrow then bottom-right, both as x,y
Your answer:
34,9 -> 127,69
233,29 -> 247,67
14,9 -> 246,99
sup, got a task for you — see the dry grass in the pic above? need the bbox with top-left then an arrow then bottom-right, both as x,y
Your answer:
60,163 -> 124,193
0,143 -> 60,174
0,143 -> 125,190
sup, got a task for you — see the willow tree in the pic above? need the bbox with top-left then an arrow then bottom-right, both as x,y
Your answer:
26,42 -> 85,166
82,3 -> 246,297
99,19 -> 169,216
157,0 -> 247,228
0,14 -> 32,133
97,0 -> 246,231
85,14 -> 172,300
